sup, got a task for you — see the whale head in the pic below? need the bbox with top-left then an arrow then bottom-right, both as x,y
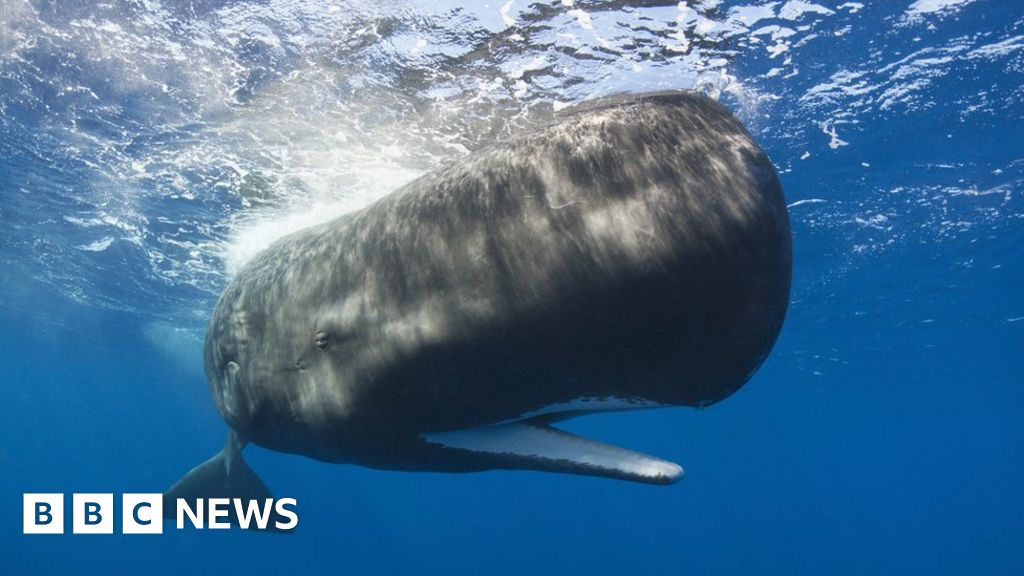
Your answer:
201,247 -> 363,444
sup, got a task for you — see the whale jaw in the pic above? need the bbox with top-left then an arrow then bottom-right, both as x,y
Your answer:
421,420 -> 683,485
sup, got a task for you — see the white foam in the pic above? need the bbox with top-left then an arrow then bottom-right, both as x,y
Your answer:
969,35 -> 1024,59
76,237 -> 115,252
788,198 -> 827,208
728,4 -> 776,27
567,9 -> 593,30
224,202 -> 353,276
500,1 -> 517,27
822,121 -> 850,149
906,0 -> 976,17
778,1 -> 834,20
223,157 -> 422,277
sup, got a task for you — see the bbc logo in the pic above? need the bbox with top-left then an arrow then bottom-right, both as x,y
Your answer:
23,493 -> 163,534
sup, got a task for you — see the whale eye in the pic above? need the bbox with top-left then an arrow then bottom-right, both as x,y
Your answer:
314,331 -> 331,350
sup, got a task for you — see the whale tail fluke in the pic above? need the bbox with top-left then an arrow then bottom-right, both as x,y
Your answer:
164,432 -> 294,533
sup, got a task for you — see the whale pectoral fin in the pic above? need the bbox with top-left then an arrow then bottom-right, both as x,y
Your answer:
421,422 -> 683,485
164,432 -> 294,533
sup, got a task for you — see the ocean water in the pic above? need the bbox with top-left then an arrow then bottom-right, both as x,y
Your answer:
1,0 -> 1022,574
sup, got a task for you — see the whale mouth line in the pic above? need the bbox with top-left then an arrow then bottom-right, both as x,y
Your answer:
499,396 -> 667,424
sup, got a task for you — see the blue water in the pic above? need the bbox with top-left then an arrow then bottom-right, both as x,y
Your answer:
2,1 -> 1022,574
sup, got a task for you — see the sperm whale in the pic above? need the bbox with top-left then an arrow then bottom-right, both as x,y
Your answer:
166,91 -> 791,526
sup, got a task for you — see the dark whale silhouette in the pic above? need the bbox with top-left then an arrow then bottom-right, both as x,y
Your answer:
166,92 -> 791,525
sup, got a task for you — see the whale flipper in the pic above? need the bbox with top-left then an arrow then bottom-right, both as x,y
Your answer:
421,421 -> 683,485
164,432 -> 292,532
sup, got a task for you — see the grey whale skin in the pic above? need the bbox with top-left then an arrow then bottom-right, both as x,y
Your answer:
166,92 -> 791,519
